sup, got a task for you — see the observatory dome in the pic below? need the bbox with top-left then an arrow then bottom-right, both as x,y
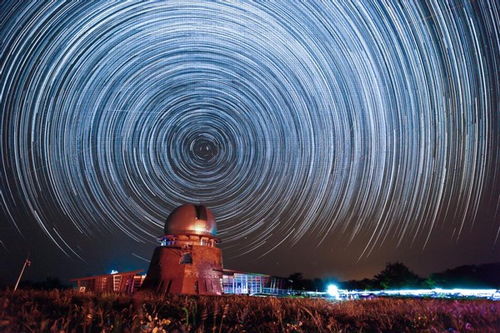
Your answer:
164,204 -> 216,237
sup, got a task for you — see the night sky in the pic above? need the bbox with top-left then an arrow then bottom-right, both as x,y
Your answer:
1,1 -> 499,285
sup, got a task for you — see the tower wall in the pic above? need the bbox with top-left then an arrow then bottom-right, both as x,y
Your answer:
141,244 -> 223,295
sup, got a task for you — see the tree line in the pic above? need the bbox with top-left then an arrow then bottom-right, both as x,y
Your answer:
5,262 -> 499,291
287,262 -> 500,291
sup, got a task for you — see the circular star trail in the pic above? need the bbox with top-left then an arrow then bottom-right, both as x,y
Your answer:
1,1 -> 499,260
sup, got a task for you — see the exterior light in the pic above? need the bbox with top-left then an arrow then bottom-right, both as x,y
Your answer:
327,284 -> 339,298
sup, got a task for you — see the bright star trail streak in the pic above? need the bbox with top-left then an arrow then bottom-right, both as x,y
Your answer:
0,1 -> 499,272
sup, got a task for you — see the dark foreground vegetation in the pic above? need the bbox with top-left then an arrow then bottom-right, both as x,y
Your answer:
1,290 -> 499,332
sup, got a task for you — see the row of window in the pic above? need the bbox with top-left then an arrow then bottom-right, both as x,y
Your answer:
159,238 -> 216,247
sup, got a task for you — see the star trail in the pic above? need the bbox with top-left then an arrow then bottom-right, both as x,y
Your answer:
1,1 -> 499,281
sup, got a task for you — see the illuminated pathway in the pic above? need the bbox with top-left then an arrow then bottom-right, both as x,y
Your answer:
324,285 -> 500,301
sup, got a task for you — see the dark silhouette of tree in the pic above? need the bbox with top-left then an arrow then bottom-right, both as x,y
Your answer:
312,278 -> 326,291
429,263 -> 500,288
287,273 -> 338,292
423,276 -> 438,289
287,272 -> 306,290
342,278 -> 379,290
339,262 -> 500,290
19,276 -> 70,290
374,262 -> 423,289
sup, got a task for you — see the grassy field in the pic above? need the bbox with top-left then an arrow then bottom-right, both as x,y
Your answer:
0,290 -> 499,332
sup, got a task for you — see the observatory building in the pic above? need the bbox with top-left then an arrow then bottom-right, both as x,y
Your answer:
141,204 -> 223,295
71,204 -> 287,295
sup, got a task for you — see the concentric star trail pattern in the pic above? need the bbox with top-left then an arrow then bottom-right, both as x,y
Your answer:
1,1 -> 499,269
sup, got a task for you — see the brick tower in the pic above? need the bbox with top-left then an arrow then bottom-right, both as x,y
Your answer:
141,204 -> 223,295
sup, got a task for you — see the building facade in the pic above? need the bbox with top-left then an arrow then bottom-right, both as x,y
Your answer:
221,269 -> 288,295
71,204 -> 288,296
70,270 -> 145,293
140,204 -> 223,295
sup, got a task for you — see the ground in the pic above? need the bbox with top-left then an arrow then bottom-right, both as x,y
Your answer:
0,290 -> 499,332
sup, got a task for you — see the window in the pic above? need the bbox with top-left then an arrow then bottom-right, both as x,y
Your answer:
180,253 -> 192,264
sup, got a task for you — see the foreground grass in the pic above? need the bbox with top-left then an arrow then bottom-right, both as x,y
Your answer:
0,290 -> 498,332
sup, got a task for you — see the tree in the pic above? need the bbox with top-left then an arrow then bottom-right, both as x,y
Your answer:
428,263 -> 500,288
312,278 -> 326,291
374,262 -> 423,289
342,278 -> 379,290
423,276 -> 438,288
19,276 -> 70,290
287,272 -> 305,290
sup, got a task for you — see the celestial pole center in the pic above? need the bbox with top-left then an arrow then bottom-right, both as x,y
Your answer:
0,1 -> 498,272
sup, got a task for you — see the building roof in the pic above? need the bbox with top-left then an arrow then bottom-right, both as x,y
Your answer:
70,269 -> 143,282
164,204 -> 217,237
220,268 -> 271,277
